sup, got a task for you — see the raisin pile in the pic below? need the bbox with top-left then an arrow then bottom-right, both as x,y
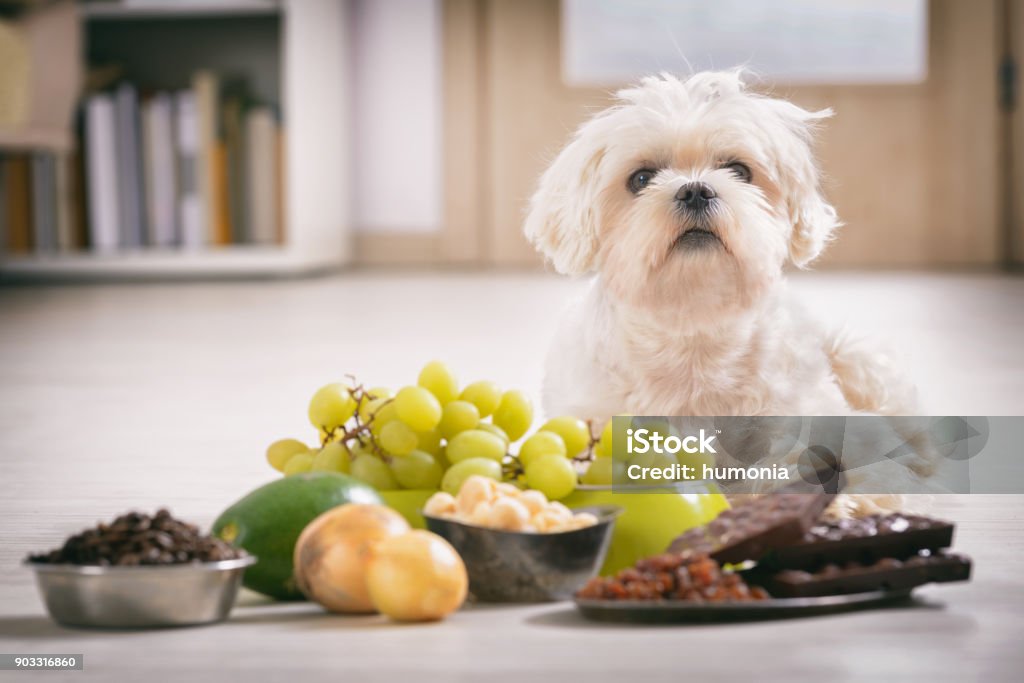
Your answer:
576,552 -> 770,602
28,509 -> 246,566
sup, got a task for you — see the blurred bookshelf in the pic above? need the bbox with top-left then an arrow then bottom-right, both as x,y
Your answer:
0,0 -> 351,281
81,1 -> 280,20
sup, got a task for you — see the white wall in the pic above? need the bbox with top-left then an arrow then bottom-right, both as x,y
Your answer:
562,0 -> 927,86
285,0 -> 352,262
351,0 -> 443,234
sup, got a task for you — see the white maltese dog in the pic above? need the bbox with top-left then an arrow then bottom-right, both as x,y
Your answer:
525,71 -> 933,513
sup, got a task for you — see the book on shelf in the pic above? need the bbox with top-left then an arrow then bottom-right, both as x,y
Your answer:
3,155 -> 33,253
246,106 -> 280,245
223,92 -> 248,244
85,92 -> 120,251
2,68 -> 284,259
2,151 -> 84,255
194,70 -> 230,246
192,72 -> 289,249
70,148 -> 88,250
0,161 -> 6,248
211,140 -> 231,245
30,153 -> 57,252
55,150 -> 75,251
141,92 -> 178,247
114,83 -> 146,248
276,129 -> 286,244
174,90 -> 204,250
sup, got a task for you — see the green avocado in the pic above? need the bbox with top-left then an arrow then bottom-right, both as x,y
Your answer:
212,472 -> 382,600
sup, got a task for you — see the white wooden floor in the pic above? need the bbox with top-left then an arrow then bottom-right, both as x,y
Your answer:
1,271 -> 1023,681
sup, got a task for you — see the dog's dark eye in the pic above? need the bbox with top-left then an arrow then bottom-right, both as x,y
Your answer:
627,169 -> 657,194
724,161 -> 752,183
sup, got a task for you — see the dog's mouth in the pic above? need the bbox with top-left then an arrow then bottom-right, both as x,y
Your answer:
673,227 -> 723,250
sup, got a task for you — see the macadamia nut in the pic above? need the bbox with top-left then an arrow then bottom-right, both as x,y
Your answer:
424,476 -> 598,534
456,476 -> 495,515
423,492 -> 456,516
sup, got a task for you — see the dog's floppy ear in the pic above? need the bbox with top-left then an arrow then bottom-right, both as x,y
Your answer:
524,133 -> 609,275
771,102 -> 841,268
788,182 -> 840,268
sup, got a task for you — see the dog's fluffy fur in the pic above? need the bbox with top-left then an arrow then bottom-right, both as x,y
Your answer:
525,71 -> 928,512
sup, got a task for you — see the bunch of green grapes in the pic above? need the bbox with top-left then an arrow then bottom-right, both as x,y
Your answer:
265,361 -> 621,501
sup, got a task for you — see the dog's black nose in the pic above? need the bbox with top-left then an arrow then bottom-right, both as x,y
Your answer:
675,182 -> 716,211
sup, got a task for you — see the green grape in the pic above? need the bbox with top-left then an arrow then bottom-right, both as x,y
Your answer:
282,452 -> 314,476
389,450 -> 444,489
369,401 -> 399,437
475,421 -> 510,445
459,380 -> 502,417
347,440 -> 374,458
308,383 -> 357,431
311,442 -> 350,473
598,419 -> 610,456
367,386 -> 392,401
446,429 -> 507,464
493,390 -> 533,442
339,440 -> 364,460
594,415 -> 633,458
418,360 -> 459,405
350,454 -> 400,490
393,386 -> 442,432
359,396 -> 390,423
441,457 -> 502,495
580,457 -> 627,486
524,453 -> 577,500
438,400 -> 481,439
541,416 -> 591,457
379,420 -> 418,456
415,428 -> 443,456
518,430 -> 567,467
266,438 -> 309,472
435,446 -> 450,469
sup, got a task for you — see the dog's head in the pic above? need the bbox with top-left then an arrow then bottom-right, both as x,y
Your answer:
525,71 -> 839,320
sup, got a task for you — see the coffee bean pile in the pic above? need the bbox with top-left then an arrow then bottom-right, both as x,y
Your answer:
28,509 -> 246,566
576,552 -> 770,602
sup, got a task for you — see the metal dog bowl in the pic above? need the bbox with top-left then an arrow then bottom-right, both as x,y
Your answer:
26,556 -> 256,629
424,505 -> 621,603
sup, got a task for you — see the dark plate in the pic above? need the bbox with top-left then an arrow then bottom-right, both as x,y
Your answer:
574,588 -> 914,623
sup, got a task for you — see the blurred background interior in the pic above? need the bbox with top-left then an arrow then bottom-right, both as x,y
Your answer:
2,3 -> 1023,662
1,1 -> 1023,588
0,0 -> 1022,421
0,0 -> 1022,275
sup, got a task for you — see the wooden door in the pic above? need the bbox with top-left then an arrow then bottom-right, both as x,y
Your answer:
1010,0 -> 1024,265
477,0 -> 1005,268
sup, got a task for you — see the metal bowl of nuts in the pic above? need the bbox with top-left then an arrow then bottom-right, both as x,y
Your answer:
25,510 -> 255,629
422,477 -> 621,602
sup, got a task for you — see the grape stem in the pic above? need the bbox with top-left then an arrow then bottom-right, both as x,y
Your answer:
502,455 -> 524,480
319,381 -> 392,462
574,418 -> 598,463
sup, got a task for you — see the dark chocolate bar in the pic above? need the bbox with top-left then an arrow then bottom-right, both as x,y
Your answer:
761,514 -> 955,570
667,491 -> 833,564
751,551 -> 972,598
